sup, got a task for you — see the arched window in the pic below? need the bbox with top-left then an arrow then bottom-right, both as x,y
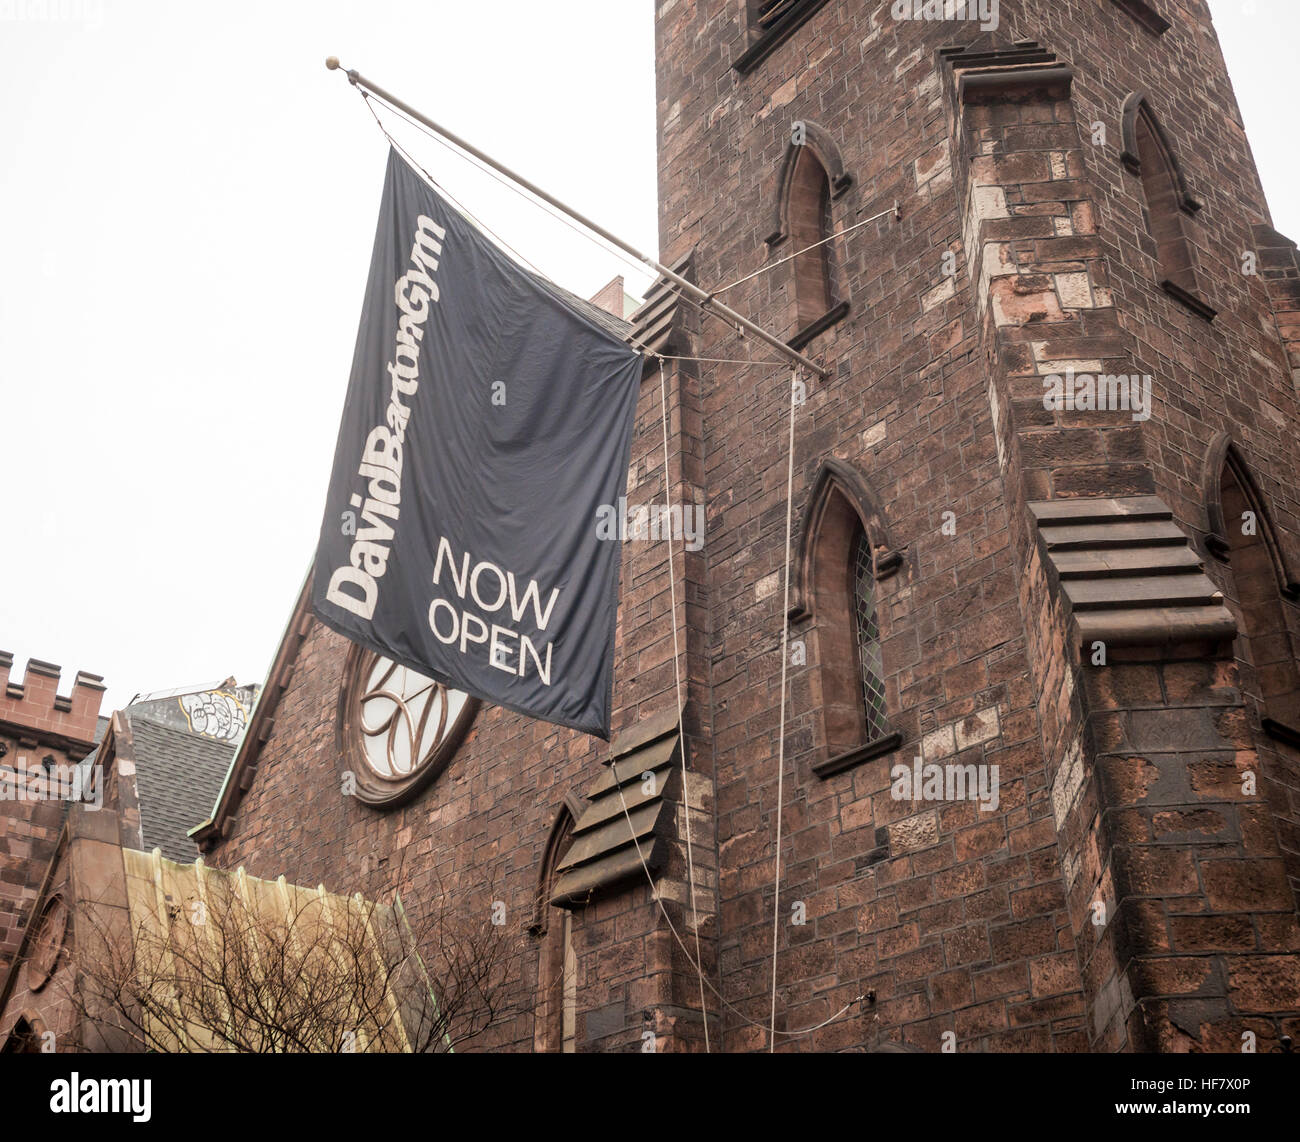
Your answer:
532,803 -> 578,1053
1121,92 -> 1215,319
788,146 -> 836,331
1204,437 -> 1300,742
768,121 -> 852,347
791,460 -> 903,777
1,1015 -> 46,1054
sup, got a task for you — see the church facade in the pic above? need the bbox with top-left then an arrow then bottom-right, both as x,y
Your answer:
13,0 -> 1297,1053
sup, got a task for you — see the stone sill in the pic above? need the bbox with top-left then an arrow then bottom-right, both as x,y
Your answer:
1162,279 -> 1217,322
1262,717 -> 1300,750
789,300 -> 850,351
1110,0 -> 1170,36
813,731 -> 904,780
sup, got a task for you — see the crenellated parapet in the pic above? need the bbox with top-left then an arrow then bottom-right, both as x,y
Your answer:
0,652 -> 105,752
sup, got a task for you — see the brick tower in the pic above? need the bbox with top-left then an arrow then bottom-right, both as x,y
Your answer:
0,654 -> 105,976
650,0 -> 1300,1051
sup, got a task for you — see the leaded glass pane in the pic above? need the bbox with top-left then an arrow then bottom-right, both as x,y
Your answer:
853,530 -> 888,741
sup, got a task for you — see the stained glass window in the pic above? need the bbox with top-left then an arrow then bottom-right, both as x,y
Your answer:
853,529 -> 888,742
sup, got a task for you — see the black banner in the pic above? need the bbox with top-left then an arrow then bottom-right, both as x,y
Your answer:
313,149 -> 642,738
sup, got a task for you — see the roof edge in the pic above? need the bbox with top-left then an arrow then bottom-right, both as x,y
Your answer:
190,567 -> 315,849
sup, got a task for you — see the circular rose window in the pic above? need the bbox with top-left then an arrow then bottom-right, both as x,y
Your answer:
26,894 -> 67,992
339,646 -> 478,808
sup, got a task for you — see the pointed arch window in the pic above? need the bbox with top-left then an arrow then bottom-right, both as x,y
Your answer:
853,529 -> 890,745
791,460 -> 903,778
1121,93 -> 1216,320
532,801 -> 579,1053
789,146 -> 836,330
1204,436 -> 1300,745
1,1015 -> 47,1054
768,122 -> 852,348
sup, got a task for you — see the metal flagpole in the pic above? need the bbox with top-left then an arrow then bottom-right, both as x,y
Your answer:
325,58 -> 831,380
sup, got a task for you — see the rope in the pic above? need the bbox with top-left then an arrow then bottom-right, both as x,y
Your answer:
712,204 -> 898,297
651,354 -> 787,366
361,88 -> 656,290
606,753 -> 864,1041
360,92 -> 677,365
601,361 -> 863,1048
768,367 -> 800,1051
354,86 -> 762,353
359,93 -> 544,278
656,356 -> 709,1052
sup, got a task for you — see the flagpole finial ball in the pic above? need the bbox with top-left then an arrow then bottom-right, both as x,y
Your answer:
325,56 -> 340,70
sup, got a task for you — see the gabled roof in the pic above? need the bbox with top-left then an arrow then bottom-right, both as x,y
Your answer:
127,720 -> 239,863
526,265 -> 635,344
107,681 -> 258,862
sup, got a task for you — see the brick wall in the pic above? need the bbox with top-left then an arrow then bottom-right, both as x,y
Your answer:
0,655 -> 103,977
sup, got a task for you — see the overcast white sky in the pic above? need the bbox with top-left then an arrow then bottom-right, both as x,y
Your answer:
0,1 -> 1295,714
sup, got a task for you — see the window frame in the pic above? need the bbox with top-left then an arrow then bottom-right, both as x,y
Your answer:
1109,0 -> 1170,36
789,460 -> 905,779
336,643 -> 479,809
768,123 -> 854,347
1120,92 -> 1216,320
1202,435 -> 1300,746
734,0 -> 832,75
532,801 -> 580,1053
